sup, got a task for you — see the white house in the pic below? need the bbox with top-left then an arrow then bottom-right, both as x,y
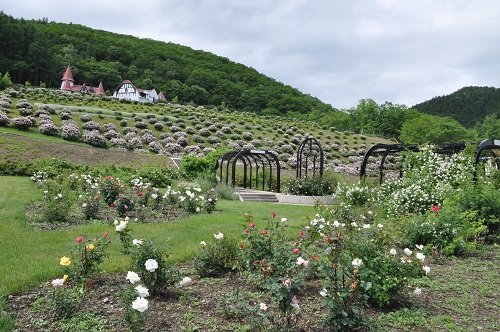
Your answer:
112,80 -> 159,103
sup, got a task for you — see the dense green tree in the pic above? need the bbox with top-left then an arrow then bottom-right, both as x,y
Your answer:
0,72 -> 13,90
476,114 -> 500,138
400,114 -> 469,144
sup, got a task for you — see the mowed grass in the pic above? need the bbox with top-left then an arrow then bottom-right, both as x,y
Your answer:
0,176 -> 315,296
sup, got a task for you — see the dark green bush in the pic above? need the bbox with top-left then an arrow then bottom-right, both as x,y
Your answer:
286,173 -> 338,196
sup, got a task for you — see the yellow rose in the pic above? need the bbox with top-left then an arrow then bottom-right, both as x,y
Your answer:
63,274 -> 69,283
60,256 -> 71,266
86,243 -> 95,251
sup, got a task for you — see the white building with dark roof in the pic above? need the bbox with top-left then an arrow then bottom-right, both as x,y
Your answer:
112,80 -> 159,103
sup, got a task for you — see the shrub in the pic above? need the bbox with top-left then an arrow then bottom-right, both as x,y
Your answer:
116,194 -> 135,217
148,141 -> 163,154
60,109 -> 72,120
80,113 -> 92,122
154,123 -> 163,131
61,121 -> 81,141
135,121 -> 148,129
0,111 -> 10,126
12,116 -> 33,130
180,155 -> 212,179
18,108 -> 33,116
129,239 -> 176,296
137,168 -> 175,188
39,122 -> 58,136
110,137 -> 127,149
287,175 -> 338,196
100,176 -> 123,205
195,234 -> 240,277
83,130 -> 107,148
163,143 -> 183,156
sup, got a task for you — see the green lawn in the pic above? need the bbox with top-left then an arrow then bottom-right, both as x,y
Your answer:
0,176 -> 315,296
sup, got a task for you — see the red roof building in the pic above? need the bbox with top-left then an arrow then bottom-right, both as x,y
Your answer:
60,65 -> 105,95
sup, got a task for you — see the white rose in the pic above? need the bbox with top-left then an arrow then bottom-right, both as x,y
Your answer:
132,239 -> 143,247
131,297 -> 148,313
404,248 -> 412,256
413,287 -> 422,296
135,285 -> 149,298
281,217 -> 287,223
214,232 -> 224,240
319,288 -> 328,297
390,248 -> 397,256
200,241 -> 207,246
51,278 -> 65,287
145,259 -> 159,272
416,252 -> 425,261
126,271 -> 141,284
352,258 -> 363,268
259,303 -> 268,311
179,276 -> 192,287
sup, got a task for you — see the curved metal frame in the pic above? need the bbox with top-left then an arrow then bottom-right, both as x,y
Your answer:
217,149 -> 281,192
473,139 -> 500,182
296,136 -> 324,179
360,142 -> 466,184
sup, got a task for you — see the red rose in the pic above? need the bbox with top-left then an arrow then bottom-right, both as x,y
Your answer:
272,212 -> 277,219
293,248 -> 300,255
76,236 -> 84,244
261,229 -> 268,235
298,230 -> 304,238
431,204 -> 440,212
102,232 -> 109,238
249,223 -> 255,228
244,229 -> 250,235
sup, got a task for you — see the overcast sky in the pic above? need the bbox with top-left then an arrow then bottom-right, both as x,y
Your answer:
2,0 -> 500,109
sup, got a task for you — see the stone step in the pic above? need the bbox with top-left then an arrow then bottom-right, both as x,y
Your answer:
236,189 -> 279,202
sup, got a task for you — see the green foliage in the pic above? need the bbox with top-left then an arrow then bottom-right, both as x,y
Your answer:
37,179 -> 75,223
286,173 -> 339,196
136,168 -> 176,188
57,312 -> 108,332
115,194 -> 135,217
47,285 -> 84,319
400,113 -> 469,144
120,286 -> 146,332
99,176 -> 123,205
130,239 -> 176,296
0,72 -> 13,90
215,183 -> 237,200
180,155 -> 212,179
194,235 -> 240,277
71,234 -> 111,280
454,181 -> 500,235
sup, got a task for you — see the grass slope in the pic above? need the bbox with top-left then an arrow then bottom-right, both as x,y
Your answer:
0,128 -> 174,169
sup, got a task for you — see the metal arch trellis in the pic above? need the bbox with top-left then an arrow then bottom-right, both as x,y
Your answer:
296,136 -> 324,179
217,149 -> 281,193
473,139 -> 500,182
360,142 -> 466,184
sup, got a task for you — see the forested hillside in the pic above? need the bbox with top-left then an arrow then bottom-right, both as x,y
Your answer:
413,86 -> 500,127
0,12 -> 335,115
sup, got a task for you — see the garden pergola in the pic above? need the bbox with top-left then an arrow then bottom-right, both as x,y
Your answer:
296,136 -> 324,179
360,142 -> 466,184
217,149 -> 281,193
473,139 -> 500,182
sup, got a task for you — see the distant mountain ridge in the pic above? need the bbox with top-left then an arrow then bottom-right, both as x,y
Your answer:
412,86 -> 500,127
